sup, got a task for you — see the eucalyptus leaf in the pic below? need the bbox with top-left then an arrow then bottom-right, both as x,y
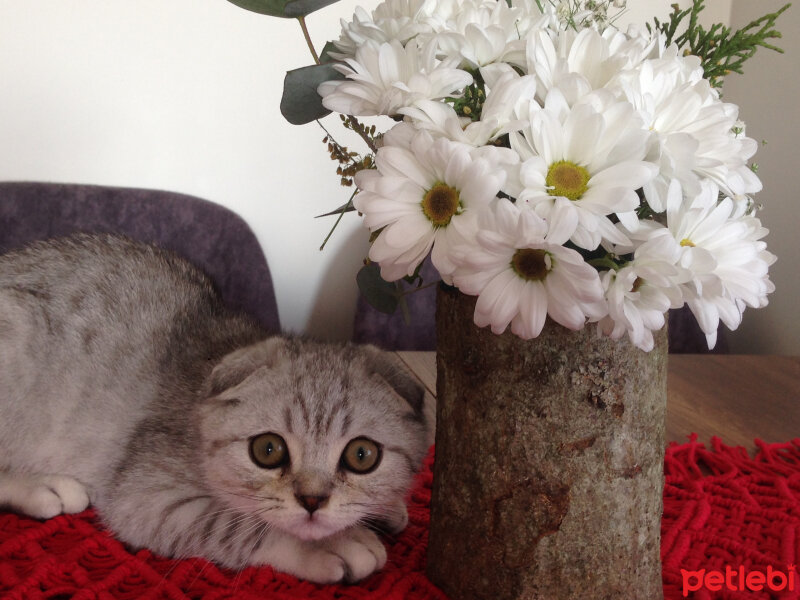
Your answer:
319,41 -> 340,64
225,0 -> 340,18
281,64 -> 343,125
225,0 -> 289,17
357,263 -> 399,314
284,0 -> 341,18
402,261 -> 424,286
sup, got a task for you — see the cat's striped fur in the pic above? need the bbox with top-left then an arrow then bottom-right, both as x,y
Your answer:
0,234 -> 428,583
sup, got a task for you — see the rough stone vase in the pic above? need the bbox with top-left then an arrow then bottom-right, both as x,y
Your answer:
426,286 -> 667,600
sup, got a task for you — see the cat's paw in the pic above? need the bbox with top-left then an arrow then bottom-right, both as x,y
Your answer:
260,525 -> 387,584
285,547 -> 348,584
255,538 -> 349,584
322,525 -> 387,583
22,475 -> 90,519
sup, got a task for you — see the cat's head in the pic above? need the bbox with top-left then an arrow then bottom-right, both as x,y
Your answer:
197,337 -> 429,541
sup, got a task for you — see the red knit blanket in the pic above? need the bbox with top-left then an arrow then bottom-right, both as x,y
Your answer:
662,437 -> 800,600
1,438 -> 798,600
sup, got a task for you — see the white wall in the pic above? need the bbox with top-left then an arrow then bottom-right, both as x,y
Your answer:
0,0 -> 368,340
15,1 -> 796,353
723,0 -> 800,355
617,0 -> 730,28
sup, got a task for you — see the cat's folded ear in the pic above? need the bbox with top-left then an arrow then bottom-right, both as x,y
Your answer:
361,345 -> 426,416
206,337 -> 287,396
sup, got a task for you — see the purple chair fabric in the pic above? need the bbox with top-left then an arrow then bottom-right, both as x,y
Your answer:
353,258 -> 438,351
353,259 -> 728,353
0,181 -> 280,333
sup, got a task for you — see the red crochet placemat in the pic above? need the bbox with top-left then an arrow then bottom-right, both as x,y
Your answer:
662,437 -> 800,600
1,438 -> 799,600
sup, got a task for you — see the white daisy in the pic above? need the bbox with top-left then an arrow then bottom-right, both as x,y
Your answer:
330,0 -> 436,60
665,181 -> 776,348
399,65 -> 537,147
511,89 -> 658,250
610,49 -> 762,212
526,27 -> 656,102
353,130 -> 506,282
598,229 -> 687,351
437,25 -> 518,70
425,0 -> 546,38
451,198 -> 605,338
318,38 -> 472,117
433,0 -> 546,70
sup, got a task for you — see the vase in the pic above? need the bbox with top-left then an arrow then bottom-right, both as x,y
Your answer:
426,286 -> 667,600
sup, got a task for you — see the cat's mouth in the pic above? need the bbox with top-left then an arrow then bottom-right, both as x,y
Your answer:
285,512 -> 346,541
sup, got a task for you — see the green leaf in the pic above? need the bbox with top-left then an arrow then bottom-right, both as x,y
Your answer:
280,64 -> 343,125
401,261 -> 424,287
225,0 -> 340,18
319,41 -> 340,64
224,0 -> 289,17
357,263 -> 399,315
284,0 -> 340,18
315,198 -> 354,218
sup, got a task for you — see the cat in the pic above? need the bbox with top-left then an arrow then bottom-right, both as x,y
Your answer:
0,233 -> 429,584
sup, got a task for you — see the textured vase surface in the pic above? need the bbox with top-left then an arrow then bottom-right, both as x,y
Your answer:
426,286 -> 667,600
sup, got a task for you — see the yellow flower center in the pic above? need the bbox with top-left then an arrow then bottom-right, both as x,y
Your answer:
421,182 -> 461,227
680,238 -> 696,247
631,277 -> 645,293
546,160 -> 590,201
511,248 -> 552,281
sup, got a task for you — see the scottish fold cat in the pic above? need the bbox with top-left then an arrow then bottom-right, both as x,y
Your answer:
0,233 -> 428,583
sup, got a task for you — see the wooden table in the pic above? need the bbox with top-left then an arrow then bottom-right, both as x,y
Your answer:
395,352 -> 800,452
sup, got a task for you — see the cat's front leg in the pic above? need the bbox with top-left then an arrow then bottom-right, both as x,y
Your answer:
0,472 -> 90,519
256,525 -> 387,584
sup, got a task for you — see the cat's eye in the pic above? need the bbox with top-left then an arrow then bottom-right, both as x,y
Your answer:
341,437 -> 382,474
249,433 -> 289,469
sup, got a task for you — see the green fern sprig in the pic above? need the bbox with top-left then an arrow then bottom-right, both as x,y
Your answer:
648,1 -> 791,88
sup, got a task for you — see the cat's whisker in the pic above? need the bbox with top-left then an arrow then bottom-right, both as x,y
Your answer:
174,505 -> 246,543
183,555 -> 216,592
340,500 -> 411,542
226,490 -> 285,504
224,516 -> 273,590
234,521 -> 272,595
192,518 -> 271,593
340,500 -> 405,518
153,504 -> 247,583
155,503 -> 273,586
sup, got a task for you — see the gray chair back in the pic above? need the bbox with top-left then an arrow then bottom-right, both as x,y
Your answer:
0,181 -> 280,333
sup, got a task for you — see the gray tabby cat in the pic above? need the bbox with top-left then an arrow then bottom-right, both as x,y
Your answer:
0,233 -> 428,584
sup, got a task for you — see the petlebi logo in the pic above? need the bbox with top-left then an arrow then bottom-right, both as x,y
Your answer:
682,565 -> 796,596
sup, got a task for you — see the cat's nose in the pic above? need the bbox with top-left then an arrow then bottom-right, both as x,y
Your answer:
295,494 -> 329,514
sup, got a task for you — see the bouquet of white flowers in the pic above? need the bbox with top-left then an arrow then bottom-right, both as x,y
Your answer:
228,0 -> 788,352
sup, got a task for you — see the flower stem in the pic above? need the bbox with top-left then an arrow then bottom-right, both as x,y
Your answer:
297,16 -> 320,65
399,280 -> 438,297
319,189 -> 356,251
588,256 -> 623,271
345,116 -> 378,153
317,120 -> 361,167
397,288 -> 412,325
